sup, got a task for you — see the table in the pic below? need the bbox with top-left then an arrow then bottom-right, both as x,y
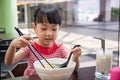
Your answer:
2,66 -> 96,80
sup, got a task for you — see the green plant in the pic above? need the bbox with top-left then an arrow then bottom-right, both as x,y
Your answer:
111,7 -> 120,21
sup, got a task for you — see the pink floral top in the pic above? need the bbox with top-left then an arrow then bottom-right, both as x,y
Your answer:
21,41 -> 68,76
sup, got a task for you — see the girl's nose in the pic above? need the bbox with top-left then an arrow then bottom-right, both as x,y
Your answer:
46,30 -> 52,36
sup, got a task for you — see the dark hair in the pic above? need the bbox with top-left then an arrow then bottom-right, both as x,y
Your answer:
34,5 -> 62,25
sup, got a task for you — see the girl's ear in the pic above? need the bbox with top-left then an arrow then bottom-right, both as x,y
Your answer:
32,22 -> 37,34
32,22 -> 36,30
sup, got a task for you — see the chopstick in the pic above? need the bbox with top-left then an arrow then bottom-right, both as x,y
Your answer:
14,27 -> 54,68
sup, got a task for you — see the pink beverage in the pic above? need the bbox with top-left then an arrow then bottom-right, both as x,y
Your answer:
110,67 -> 120,80
95,49 -> 113,80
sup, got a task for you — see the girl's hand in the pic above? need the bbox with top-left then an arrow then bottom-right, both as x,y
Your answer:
11,35 -> 33,48
71,47 -> 82,58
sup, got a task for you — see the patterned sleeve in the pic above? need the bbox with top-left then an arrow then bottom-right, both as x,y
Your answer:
59,44 -> 69,58
21,46 -> 30,60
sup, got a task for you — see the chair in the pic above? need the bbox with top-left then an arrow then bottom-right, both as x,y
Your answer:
8,61 -> 27,78
0,39 -> 13,62
0,28 -> 6,34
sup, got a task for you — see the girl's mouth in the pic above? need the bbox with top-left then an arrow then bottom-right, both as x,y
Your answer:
44,38 -> 53,41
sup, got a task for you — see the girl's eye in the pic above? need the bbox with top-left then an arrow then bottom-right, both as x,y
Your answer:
41,28 -> 47,30
52,29 -> 57,31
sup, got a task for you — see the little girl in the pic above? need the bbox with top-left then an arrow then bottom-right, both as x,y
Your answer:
4,5 -> 81,76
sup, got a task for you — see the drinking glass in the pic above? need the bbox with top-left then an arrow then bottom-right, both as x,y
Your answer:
95,49 -> 113,80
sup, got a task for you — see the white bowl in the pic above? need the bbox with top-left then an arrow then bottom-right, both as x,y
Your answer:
34,58 -> 76,80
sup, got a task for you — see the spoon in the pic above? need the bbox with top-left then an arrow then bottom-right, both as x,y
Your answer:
59,45 -> 81,68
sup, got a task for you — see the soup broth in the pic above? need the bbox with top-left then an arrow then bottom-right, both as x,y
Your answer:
43,63 -> 60,69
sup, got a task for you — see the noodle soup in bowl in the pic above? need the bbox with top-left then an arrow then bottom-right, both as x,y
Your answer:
33,58 -> 76,80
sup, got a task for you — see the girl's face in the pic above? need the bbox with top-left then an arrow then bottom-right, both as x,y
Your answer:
33,23 -> 60,47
